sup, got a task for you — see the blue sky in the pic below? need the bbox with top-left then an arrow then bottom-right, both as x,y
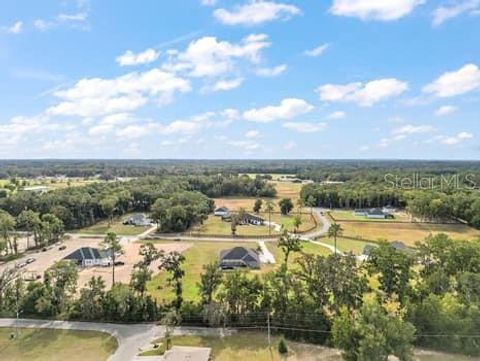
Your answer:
0,0 -> 479,159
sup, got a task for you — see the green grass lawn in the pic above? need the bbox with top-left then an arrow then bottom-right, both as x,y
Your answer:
149,333 -> 480,361
0,328 -> 118,361
318,237 -> 377,255
147,241 -> 266,303
147,239 -> 334,303
190,213 -> 317,237
340,221 -> 480,246
163,333 -> 341,361
73,214 -> 150,236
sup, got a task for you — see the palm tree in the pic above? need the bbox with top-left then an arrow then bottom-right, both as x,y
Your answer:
327,223 -> 343,255
102,232 -> 123,285
265,200 -> 274,236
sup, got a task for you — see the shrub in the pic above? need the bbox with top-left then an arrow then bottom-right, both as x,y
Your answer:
278,338 -> 288,355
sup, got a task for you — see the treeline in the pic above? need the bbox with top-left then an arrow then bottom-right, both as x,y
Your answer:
2,159 -> 479,181
300,183 -> 406,209
0,175 -> 273,233
300,183 -> 480,226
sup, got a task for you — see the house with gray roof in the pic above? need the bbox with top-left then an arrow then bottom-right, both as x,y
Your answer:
63,247 -> 111,267
219,246 -> 260,270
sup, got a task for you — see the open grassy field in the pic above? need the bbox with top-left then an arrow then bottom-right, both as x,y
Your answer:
340,221 -> 480,246
213,180 -> 304,213
0,328 -> 117,361
163,333 -> 341,361
329,210 -> 411,222
73,214 -> 150,236
318,237 -> 377,255
190,213 -> 316,236
158,333 -> 475,361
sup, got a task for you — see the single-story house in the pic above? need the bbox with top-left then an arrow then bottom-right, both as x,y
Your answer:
219,246 -> 261,270
391,241 -> 407,251
353,208 -> 394,219
240,213 -> 265,225
123,213 -> 151,226
164,346 -> 212,361
214,207 -> 230,217
63,247 -> 111,267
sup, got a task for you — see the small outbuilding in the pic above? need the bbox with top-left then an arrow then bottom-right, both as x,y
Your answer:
219,246 -> 260,270
123,213 -> 151,226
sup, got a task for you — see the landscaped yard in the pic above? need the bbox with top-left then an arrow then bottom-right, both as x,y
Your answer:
147,241 -> 271,303
329,210 -> 411,222
0,328 -> 118,361
340,221 -> 480,246
189,212 -> 317,237
73,214 -> 151,236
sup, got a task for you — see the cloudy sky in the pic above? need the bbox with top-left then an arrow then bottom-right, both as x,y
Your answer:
0,0 -> 479,159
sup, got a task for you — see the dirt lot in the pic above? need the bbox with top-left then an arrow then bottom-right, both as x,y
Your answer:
77,241 -> 192,289
0,236 -> 101,280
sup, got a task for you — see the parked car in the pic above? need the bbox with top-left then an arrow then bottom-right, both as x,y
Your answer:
26,257 -> 36,264
58,245 -> 67,251
114,261 -> 125,266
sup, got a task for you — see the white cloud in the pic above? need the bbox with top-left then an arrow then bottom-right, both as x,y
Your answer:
283,121 -> 327,133
245,130 -> 260,138
317,78 -> 408,106
423,64 -> 480,98
327,111 -> 346,119
283,141 -> 296,150
116,48 -> 160,66
330,0 -> 424,21
163,34 -> 271,78
47,69 -> 191,117
432,0 -> 480,26
433,131 -> 474,145
201,0 -> 218,6
211,78 -> 244,91
392,124 -> 435,136
214,1 -> 301,26
304,43 -> 329,57
255,64 -> 287,77
228,139 -> 261,150
435,105 -> 457,116
243,98 -> 314,123
34,12 -> 89,31
3,21 -> 23,34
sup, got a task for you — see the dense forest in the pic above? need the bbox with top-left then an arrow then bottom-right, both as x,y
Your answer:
1,159 -> 480,181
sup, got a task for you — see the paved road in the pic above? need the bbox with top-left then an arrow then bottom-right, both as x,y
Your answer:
0,318 -> 159,361
0,318 -> 231,361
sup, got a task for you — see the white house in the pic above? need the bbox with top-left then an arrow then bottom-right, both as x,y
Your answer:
214,207 -> 230,217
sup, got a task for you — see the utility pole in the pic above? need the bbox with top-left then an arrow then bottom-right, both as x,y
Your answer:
267,311 -> 271,348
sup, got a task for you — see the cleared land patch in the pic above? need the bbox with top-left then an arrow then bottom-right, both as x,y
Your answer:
0,328 -> 117,361
190,212 -> 316,237
73,214 -> 150,236
340,221 -> 480,246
